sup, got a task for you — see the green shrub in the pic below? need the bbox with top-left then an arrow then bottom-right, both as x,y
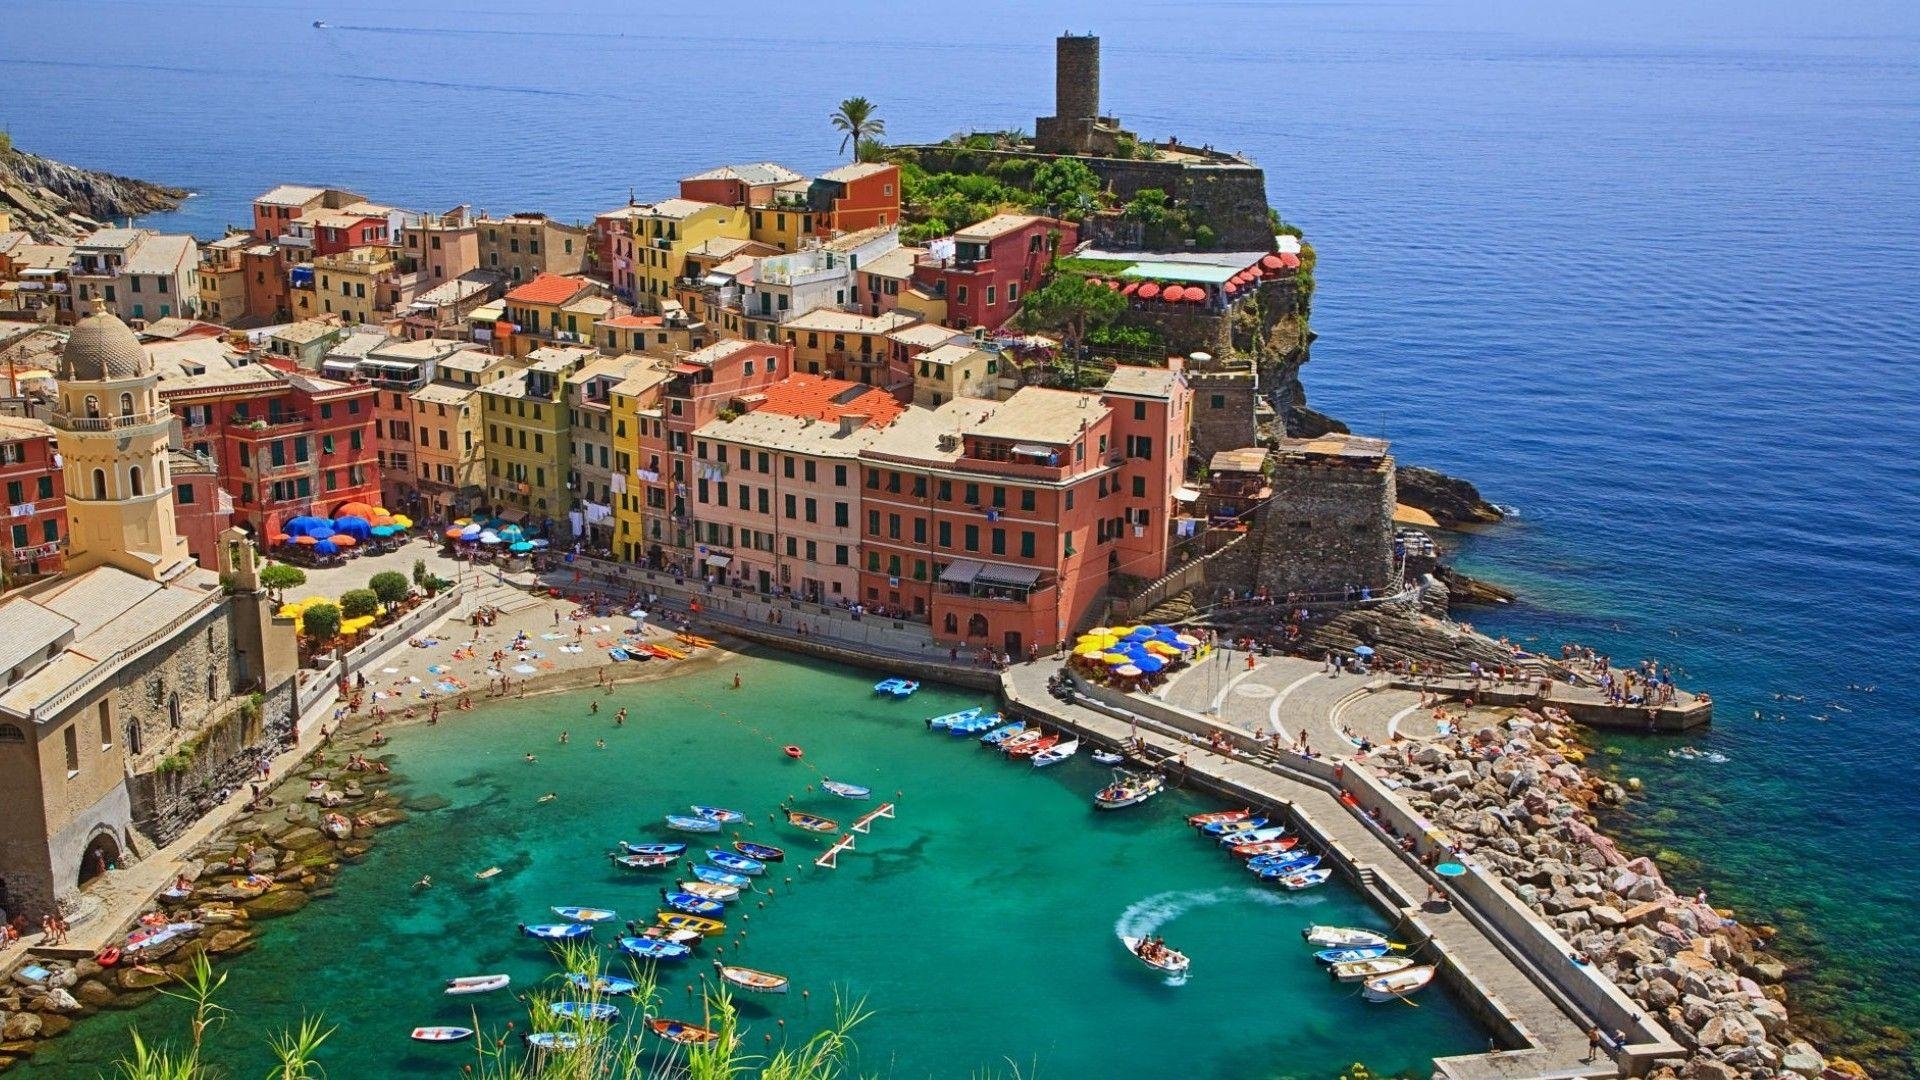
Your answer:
338,589 -> 379,619
368,571 -> 410,607
302,603 -> 341,644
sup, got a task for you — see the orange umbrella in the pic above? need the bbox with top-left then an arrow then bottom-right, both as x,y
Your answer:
294,535 -> 319,545
332,534 -> 358,547
334,501 -> 377,519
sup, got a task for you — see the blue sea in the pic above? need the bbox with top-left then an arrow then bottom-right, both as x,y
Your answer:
3,0 -> 1917,1069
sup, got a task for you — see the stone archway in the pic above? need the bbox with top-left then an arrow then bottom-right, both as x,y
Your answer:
78,829 -> 122,887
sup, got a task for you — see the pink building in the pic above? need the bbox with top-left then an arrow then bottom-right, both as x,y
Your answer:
593,206 -> 645,301
168,448 -> 233,570
1100,362 -> 1193,582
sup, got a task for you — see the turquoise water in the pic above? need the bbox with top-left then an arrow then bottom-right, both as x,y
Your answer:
29,652 -> 1484,1078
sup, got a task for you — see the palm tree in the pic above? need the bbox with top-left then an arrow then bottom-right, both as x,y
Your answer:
830,97 -> 885,160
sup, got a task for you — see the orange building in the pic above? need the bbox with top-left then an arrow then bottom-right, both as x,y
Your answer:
810,162 -> 901,234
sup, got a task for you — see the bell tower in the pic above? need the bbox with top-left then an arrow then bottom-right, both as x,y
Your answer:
51,298 -> 193,581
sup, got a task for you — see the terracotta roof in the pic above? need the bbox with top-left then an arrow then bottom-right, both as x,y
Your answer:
599,314 -> 663,329
505,273 -> 591,306
750,372 -> 903,427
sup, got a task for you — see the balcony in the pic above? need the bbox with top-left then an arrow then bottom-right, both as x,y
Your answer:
53,409 -> 167,431
252,457 -> 310,478
229,413 -> 309,434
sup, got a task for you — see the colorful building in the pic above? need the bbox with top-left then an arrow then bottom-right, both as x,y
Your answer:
592,205 -> 647,300
566,354 -> 654,549
629,199 -> 751,308
778,308 -> 918,387
250,184 -> 365,245
607,366 -> 671,564
496,273 -> 610,357
398,206 -> 480,288
809,162 -> 901,234
913,214 -> 1075,331
69,228 -> 201,324
479,345 -> 594,533
308,202 -> 394,257
477,213 -> 589,285
408,380 -> 485,520
1100,363 -> 1193,583
0,415 -> 66,584
167,448 -> 233,571
311,246 -> 401,326
197,234 -> 251,326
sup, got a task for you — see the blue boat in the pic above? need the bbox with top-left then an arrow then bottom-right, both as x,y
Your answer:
619,841 -> 686,856
550,905 -> 617,923
1314,945 -> 1390,965
526,1032 -> 598,1050
612,852 -> 674,870
874,678 -> 919,698
665,815 -> 721,833
609,648 -> 631,662
705,850 -> 764,875
979,720 -> 1026,746
733,841 -> 784,862
1248,851 -> 1318,872
926,706 -> 982,730
821,779 -> 870,799
1202,815 -> 1269,836
691,864 -> 751,888
948,711 -> 1003,735
660,890 -> 725,916
1252,856 -> 1324,880
566,973 -> 640,996
520,923 -> 592,940
691,805 -> 745,823
617,936 -> 692,961
549,1001 -> 619,1022
1217,825 -> 1286,846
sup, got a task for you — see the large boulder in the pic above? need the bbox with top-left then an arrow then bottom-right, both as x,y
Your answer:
1,1012 -> 42,1040
1781,1042 -> 1824,1077
117,967 -> 172,991
244,887 -> 311,920
73,980 -> 116,1008
33,1013 -> 71,1039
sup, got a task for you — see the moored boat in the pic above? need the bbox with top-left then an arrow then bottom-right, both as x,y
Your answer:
927,706 -> 983,731
873,678 -> 919,698
411,1026 -> 474,1042
566,973 -> 640,996
1216,825 -> 1286,847
677,880 -> 741,902
661,890 -> 726,916
999,728 -> 1046,754
444,974 -> 510,995
1090,749 -> 1126,765
705,849 -> 765,875
820,779 -> 871,799
1315,944 -> 1391,964
1120,935 -> 1190,975
781,807 -> 838,832
1031,738 -> 1080,767
549,1000 -> 620,1022
648,1017 -> 720,1045
525,1032 -> 598,1051
1094,771 -> 1165,810
1273,868 -> 1332,890
551,906 -> 616,923
733,840 -> 784,862
1187,808 -> 1254,827
1362,964 -> 1436,1002
1303,925 -> 1390,949
665,814 -> 721,833
1201,814 -> 1268,836
948,711 -> 1003,735
1230,837 -> 1299,858
691,805 -> 745,823
520,923 -> 593,940
612,852 -> 675,870
617,935 -> 692,961
1248,851 -> 1318,873
715,962 -> 789,994
619,841 -> 686,856
655,912 -> 725,936
1005,732 -> 1060,758
691,864 -> 751,888
1330,956 -> 1416,982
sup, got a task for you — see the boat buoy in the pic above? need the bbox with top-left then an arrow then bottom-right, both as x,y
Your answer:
783,745 -> 804,759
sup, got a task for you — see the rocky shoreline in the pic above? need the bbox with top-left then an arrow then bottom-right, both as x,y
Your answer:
0,145 -> 189,241
1365,706 -> 1864,1080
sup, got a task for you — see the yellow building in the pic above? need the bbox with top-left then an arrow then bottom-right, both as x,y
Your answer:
409,380 -> 485,518
312,246 -> 399,326
498,273 -> 612,357
478,345 -> 593,530
608,366 -> 670,563
631,199 -> 750,309
197,234 -> 250,325
746,183 -> 820,252
779,308 -> 919,384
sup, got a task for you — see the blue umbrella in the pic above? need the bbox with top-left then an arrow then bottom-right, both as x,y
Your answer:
314,539 -> 339,556
332,516 -> 373,541
370,525 -> 398,538
1135,654 -> 1167,673
285,515 -> 325,533
499,524 -> 526,542
1353,645 -> 1376,657
510,541 -> 534,553
304,523 -> 336,540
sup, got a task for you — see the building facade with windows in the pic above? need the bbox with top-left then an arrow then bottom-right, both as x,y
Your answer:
0,415 -> 66,584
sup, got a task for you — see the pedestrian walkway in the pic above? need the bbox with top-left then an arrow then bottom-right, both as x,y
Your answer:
1160,648 -> 1446,757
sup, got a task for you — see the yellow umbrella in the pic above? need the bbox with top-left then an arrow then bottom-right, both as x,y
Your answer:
1145,640 -> 1182,657
1073,642 -> 1106,657
1102,652 -> 1133,666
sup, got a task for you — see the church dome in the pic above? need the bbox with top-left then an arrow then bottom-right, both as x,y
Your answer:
60,299 -> 151,381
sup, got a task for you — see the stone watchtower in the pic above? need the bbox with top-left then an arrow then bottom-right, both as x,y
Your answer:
1036,34 -> 1126,156
1211,434 -> 1400,600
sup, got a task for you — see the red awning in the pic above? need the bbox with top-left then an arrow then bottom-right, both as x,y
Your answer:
1280,252 -> 1301,269
1136,282 -> 1161,300
1261,254 -> 1284,270
673,362 -> 704,375
1121,281 -> 1141,297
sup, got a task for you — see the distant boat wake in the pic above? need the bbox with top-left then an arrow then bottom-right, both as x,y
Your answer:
1115,887 -> 1295,984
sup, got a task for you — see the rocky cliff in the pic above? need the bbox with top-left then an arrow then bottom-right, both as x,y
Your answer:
0,144 -> 188,240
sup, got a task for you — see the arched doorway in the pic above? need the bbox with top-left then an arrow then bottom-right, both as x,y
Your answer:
78,830 -> 121,887
967,613 -> 989,638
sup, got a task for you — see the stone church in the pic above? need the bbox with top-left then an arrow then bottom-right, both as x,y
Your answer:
0,300 -> 298,925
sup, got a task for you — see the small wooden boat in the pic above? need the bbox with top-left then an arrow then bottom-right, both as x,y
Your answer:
715,963 -> 789,994
525,1031 -> 598,1051
947,711 -> 1002,735
552,906 -> 617,923
655,912 -> 725,936
608,648 -> 631,662
661,890 -> 725,916
781,807 -> 838,833
411,1026 -> 474,1042
1121,935 -> 1190,975
617,936 -> 692,961
613,852 -> 675,870
1315,944 -> 1392,964
1362,964 -> 1436,1002
733,841 -> 784,862
678,880 -> 741,902
642,926 -> 705,946
1273,868 -> 1331,890
1201,815 -> 1268,836
873,678 -> 919,697
1005,732 -> 1060,758
550,1001 -> 620,1022
928,706 -> 983,731
691,805 -> 745,823
1248,852 -> 1319,874
1216,825 -> 1286,847
445,974 -> 510,995
619,841 -> 687,856
978,720 -> 1026,745
1090,749 -> 1125,766
474,866 -> 502,880
566,973 -> 639,996
691,864 -> 751,888
1187,808 -> 1254,827
821,779 -> 870,799
666,814 -> 721,833
1093,771 -> 1164,810
1032,738 -> 1080,767
1303,926 -> 1389,949
648,1017 -> 720,1045
520,923 -> 592,940
783,744 -> 804,759
999,728 -> 1046,754
1331,956 -> 1416,982
1230,837 -> 1299,858
704,849 -> 764,875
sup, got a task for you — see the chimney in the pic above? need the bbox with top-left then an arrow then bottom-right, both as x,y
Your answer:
837,413 -> 869,436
